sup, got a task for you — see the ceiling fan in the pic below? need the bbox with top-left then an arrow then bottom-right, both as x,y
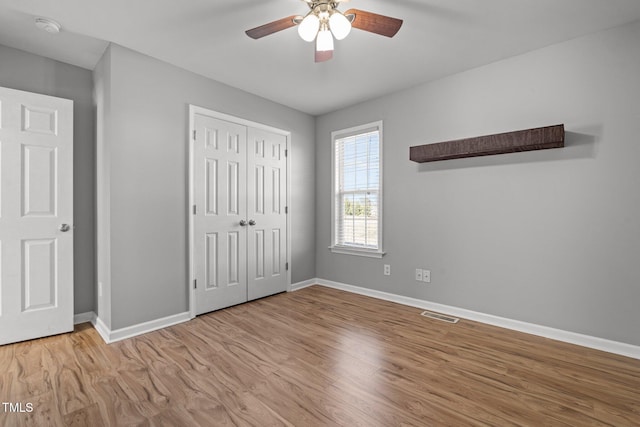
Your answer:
245,0 -> 403,62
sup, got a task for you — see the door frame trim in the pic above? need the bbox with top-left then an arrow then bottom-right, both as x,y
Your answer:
187,105 -> 292,318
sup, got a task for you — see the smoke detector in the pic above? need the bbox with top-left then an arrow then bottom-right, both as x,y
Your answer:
35,17 -> 61,34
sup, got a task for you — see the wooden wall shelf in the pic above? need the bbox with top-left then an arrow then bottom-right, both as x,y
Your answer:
409,124 -> 564,163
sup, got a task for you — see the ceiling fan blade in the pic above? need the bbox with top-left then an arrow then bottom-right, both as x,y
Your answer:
315,49 -> 333,63
344,9 -> 403,38
246,15 -> 298,39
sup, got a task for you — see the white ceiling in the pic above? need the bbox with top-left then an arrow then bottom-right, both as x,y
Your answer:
2,0 -> 640,116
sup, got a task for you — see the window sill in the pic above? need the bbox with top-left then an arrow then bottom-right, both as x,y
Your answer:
328,246 -> 386,258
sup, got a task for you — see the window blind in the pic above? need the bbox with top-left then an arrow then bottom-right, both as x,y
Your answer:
334,129 -> 380,250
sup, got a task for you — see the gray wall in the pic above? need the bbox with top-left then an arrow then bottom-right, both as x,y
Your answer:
0,44 -> 96,316
97,44 -> 316,330
315,21 -> 640,346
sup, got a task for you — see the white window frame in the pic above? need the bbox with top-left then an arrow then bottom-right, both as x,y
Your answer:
329,121 -> 385,258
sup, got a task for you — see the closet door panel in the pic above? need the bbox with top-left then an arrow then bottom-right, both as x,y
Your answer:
247,128 -> 287,301
194,115 -> 247,315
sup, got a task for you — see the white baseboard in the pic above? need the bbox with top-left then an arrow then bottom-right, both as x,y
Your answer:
289,278 -> 317,292
92,315 -> 111,344
73,311 -> 95,325
91,312 -> 191,344
293,278 -> 640,360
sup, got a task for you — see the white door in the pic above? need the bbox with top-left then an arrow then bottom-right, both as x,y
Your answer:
247,128 -> 287,300
194,115 -> 248,314
0,86 -> 74,345
192,110 -> 288,315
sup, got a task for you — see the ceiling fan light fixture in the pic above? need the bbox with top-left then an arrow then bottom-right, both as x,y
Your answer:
245,3 -> 403,63
316,28 -> 334,52
329,11 -> 351,40
298,14 -> 320,42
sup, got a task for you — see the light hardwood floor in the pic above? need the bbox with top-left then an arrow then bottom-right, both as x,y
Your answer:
1,285 -> 639,426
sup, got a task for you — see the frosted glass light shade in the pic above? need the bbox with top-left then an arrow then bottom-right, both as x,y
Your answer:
329,12 -> 351,40
316,29 -> 334,52
298,14 -> 320,42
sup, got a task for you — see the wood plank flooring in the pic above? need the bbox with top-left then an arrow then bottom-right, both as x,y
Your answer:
1,285 -> 639,426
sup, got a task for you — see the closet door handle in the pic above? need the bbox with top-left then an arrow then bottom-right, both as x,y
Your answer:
248,219 -> 256,226
239,220 -> 248,227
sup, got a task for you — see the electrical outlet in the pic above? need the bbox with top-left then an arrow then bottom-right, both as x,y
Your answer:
415,268 -> 423,281
384,264 -> 391,276
423,269 -> 431,283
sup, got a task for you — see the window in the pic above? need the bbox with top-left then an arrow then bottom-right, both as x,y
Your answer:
330,121 -> 384,258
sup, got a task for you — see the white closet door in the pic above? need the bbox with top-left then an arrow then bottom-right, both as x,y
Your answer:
194,114 -> 247,315
246,128 -> 288,300
0,86 -> 74,345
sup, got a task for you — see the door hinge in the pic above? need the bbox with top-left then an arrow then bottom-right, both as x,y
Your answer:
193,205 -> 197,215
285,149 -> 288,157
285,262 -> 289,271
285,206 -> 288,214
194,279 -> 197,289
193,130 -> 197,140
